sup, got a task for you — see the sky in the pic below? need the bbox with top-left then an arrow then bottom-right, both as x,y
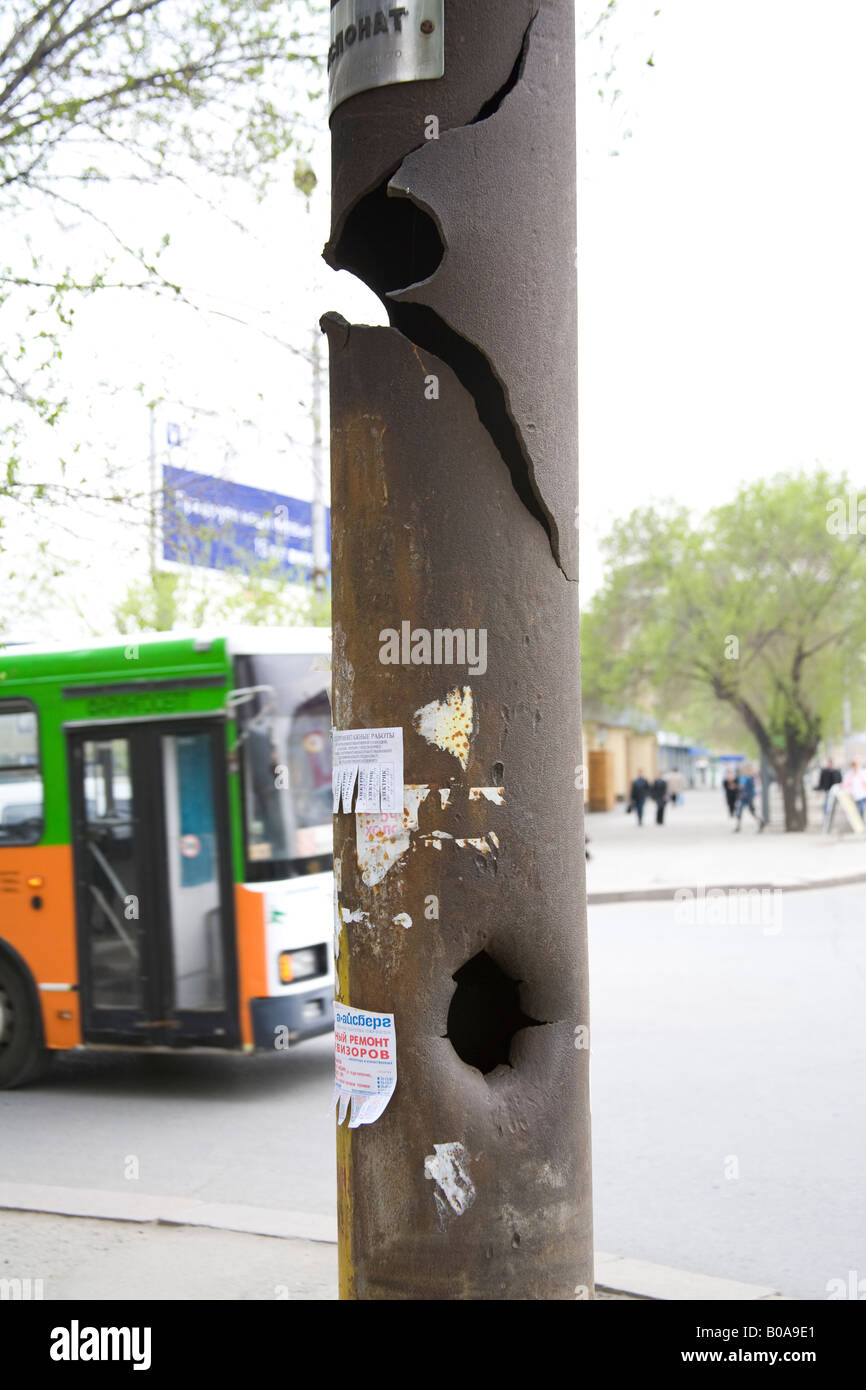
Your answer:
576,0 -> 866,593
6,0 -> 866,635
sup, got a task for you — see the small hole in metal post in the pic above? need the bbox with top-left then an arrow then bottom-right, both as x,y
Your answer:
420,19 -> 434,34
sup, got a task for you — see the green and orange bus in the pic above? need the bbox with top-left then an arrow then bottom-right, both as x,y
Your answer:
0,628 -> 334,1087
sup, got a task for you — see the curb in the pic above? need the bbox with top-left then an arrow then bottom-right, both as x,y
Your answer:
0,1181 -> 337,1245
588,870 -> 866,906
595,1253 -> 783,1302
0,1183 -> 784,1301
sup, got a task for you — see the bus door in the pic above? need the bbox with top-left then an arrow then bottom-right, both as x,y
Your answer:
67,720 -> 239,1048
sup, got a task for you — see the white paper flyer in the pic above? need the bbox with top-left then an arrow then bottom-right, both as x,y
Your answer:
332,727 -> 404,815
332,1002 -> 397,1128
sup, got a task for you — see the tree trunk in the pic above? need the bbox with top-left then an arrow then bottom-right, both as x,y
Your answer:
775,759 -> 810,831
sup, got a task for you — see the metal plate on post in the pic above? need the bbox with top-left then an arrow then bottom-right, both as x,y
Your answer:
328,0 -> 444,115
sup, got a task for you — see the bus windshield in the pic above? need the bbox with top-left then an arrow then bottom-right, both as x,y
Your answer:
232,652 -> 332,881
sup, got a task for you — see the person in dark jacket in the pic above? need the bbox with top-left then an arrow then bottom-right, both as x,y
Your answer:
815,759 -> 842,817
723,767 -> 740,817
734,765 -> 765,832
629,771 -> 650,825
650,775 -> 668,825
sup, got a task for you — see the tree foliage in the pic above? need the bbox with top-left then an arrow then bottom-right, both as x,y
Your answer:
581,471 -> 866,829
1,0 -> 324,473
113,565 -> 331,633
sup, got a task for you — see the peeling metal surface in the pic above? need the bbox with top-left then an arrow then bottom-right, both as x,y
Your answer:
413,686 -> 473,768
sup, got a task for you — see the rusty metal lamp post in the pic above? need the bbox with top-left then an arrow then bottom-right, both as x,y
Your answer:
323,0 -> 592,1300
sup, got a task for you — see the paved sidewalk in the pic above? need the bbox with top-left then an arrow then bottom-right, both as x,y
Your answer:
0,1194 -> 783,1301
586,786 -> 866,902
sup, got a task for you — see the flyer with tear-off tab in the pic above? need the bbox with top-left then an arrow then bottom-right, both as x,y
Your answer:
332,727 -> 404,815
332,1003 -> 397,1128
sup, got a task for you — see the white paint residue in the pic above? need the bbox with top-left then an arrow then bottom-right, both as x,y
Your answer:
437,834 -> 497,853
439,788 -> 452,809
404,786 -> 431,814
424,1142 -> 476,1220
421,830 -> 452,850
340,905 -> 370,925
413,687 -> 473,769
392,913 -> 412,929
333,858 -> 342,961
356,785 -> 431,887
469,787 -> 505,804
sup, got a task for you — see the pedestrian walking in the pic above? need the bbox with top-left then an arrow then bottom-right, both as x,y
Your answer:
734,764 -> 765,832
842,761 -> 866,821
723,767 -> 739,818
650,775 -> 668,825
815,759 -> 842,817
628,771 -> 650,826
665,768 -> 684,806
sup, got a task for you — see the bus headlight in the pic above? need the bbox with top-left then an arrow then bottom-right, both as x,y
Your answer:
278,948 -> 320,984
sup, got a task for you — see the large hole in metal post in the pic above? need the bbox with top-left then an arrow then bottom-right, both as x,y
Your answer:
446,950 -> 541,1076
325,14 -> 563,571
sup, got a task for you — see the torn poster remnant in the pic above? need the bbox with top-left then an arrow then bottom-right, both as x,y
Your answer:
424,1141 -> 476,1221
413,686 -> 473,768
356,784 -> 430,887
332,1002 -> 396,1128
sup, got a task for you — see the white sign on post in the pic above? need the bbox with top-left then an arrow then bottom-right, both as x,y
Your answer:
332,727 -> 404,814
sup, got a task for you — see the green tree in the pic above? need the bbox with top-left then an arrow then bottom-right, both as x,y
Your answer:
581,471 -> 866,830
1,0 -> 324,484
112,565 -> 331,633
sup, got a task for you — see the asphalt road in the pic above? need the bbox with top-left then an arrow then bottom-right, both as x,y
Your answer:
589,882 -> 866,1301
2,882 -> 863,1300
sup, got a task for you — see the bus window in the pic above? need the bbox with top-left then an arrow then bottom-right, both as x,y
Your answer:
233,654 -> 332,882
0,701 -> 43,845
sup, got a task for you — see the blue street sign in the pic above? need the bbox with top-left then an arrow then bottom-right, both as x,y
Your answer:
162,465 -> 330,579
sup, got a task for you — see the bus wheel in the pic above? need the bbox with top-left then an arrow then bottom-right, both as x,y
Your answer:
0,962 -> 52,1089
